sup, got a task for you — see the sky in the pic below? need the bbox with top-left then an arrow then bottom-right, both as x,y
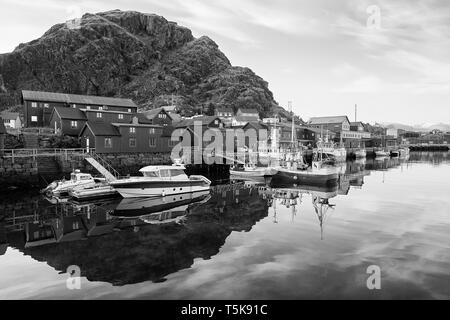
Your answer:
0,0 -> 449,125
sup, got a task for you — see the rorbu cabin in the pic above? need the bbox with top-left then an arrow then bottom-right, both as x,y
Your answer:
22,90 -> 138,128
142,107 -> 174,126
49,106 -> 87,136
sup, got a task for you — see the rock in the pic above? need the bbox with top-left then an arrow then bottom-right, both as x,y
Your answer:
0,10 -> 285,117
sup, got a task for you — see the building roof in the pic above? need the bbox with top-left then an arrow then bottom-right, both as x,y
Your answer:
83,122 -> 121,136
309,116 -> 350,125
169,113 -> 182,123
0,111 -> 20,120
0,119 -> 6,134
133,113 -> 153,124
216,107 -> 233,113
161,105 -> 177,112
350,121 -> 364,126
238,108 -> 259,114
243,121 -> 268,131
175,116 -> 221,128
235,115 -> 260,122
22,90 -> 137,108
143,107 -> 174,120
52,106 -> 87,120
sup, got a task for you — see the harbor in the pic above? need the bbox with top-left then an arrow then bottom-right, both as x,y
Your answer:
0,152 -> 449,299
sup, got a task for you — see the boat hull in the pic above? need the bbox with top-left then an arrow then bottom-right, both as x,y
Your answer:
111,179 -> 211,198
230,167 -> 278,177
271,168 -> 339,186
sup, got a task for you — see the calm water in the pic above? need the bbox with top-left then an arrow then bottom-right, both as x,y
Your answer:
0,152 -> 449,299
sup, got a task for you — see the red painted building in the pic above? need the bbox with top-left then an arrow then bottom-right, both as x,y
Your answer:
22,90 -> 137,128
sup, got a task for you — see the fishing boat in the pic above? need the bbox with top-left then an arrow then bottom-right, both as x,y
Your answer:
109,164 -> 211,198
271,148 -> 339,186
41,170 -> 105,196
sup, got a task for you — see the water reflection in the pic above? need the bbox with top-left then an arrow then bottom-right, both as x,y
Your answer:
2,184 -> 269,285
1,152 -> 449,298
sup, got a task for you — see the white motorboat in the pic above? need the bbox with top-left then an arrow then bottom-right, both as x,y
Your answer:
41,170 -> 102,196
399,147 -> 410,157
354,149 -> 367,158
110,164 -> 211,198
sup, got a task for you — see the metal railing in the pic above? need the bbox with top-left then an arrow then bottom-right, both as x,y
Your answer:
86,150 -> 121,179
0,148 -> 90,163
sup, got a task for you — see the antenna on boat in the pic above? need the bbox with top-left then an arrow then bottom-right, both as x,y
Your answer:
288,101 -> 294,147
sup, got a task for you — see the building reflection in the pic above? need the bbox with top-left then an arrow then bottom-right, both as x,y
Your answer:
3,183 -> 269,286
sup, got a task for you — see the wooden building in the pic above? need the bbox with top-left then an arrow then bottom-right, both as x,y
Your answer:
142,107 -> 174,126
79,120 -> 175,154
49,107 -> 87,136
22,90 -> 137,128
0,111 -> 22,129
0,119 -> 6,150
308,116 -> 351,133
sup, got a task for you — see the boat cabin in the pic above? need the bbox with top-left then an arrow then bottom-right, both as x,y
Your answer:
139,165 -> 188,180
69,170 -> 95,182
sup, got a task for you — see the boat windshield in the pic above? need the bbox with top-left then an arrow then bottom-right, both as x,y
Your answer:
170,169 -> 186,177
143,171 -> 159,177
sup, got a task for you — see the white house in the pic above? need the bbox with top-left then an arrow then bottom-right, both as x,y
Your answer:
0,111 -> 22,129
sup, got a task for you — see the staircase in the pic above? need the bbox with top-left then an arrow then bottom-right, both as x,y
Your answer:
84,153 -> 120,182
22,133 -> 39,149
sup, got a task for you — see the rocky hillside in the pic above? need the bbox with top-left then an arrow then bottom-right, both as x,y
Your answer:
0,10 -> 285,117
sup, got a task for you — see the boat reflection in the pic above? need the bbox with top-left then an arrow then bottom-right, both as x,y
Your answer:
112,190 -> 211,219
3,183 -> 269,285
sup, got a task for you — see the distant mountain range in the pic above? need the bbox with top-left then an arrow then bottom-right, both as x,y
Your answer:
380,122 -> 450,132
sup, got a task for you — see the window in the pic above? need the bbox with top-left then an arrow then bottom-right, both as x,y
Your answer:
86,106 -> 91,110
31,102 -> 37,108
71,121 -> 77,128
96,113 -> 102,118
129,127 -> 136,134
103,105 -> 108,110
31,116 -> 38,122
104,138 -> 112,148
214,120 -> 219,125
149,128 -> 156,134
129,138 -> 136,147
44,103 -> 49,109
72,104 -> 77,108
149,137 -> 156,147
128,108 -> 132,113
118,114 -> 124,120
99,106 -> 103,111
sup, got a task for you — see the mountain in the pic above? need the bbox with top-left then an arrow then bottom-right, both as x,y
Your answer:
0,10 -> 285,117
382,122 -> 450,132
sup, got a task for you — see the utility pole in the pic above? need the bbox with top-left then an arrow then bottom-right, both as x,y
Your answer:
289,101 -> 294,146
355,104 -> 357,122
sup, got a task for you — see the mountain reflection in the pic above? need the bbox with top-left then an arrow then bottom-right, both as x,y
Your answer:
2,184 -> 269,286
1,153 -> 438,287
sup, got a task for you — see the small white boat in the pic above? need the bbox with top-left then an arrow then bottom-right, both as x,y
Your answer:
69,184 -> 119,201
230,164 -> 278,177
314,141 -> 347,162
375,150 -> 390,157
399,147 -> 410,157
354,149 -> 367,158
110,164 -> 211,198
41,170 -> 101,196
